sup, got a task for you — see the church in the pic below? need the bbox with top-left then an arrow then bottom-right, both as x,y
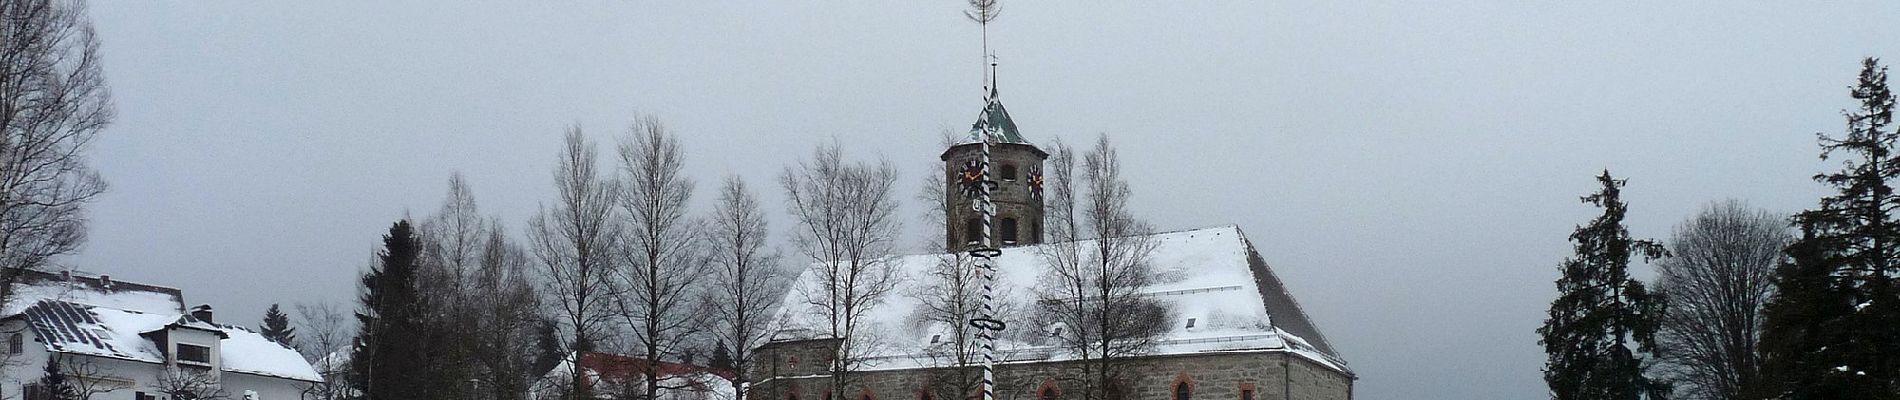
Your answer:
747,82 -> 1354,400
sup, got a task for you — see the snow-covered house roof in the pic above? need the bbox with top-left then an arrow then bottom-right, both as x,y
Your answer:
766,225 -> 1347,372
2,271 -> 323,382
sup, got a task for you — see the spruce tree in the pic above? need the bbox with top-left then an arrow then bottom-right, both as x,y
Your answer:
1763,57 -> 1900,399
710,340 -> 734,373
1537,171 -> 1669,400
1757,222 -> 1859,399
36,357 -> 78,400
351,220 -> 428,400
260,303 -> 296,347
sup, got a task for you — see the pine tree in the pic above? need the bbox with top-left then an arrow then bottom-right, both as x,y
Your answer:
1537,171 -> 1669,400
36,357 -> 78,400
260,303 -> 296,348
351,220 -> 429,400
1762,57 -> 1900,399
710,340 -> 734,373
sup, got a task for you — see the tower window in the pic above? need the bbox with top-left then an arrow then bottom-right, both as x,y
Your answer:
1001,164 -> 1018,182
965,218 -> 982,245
1001,218 -> 1019,244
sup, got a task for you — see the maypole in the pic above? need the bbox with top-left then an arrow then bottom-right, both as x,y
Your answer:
965,123 -> 1007,400
961,4 -> 1006,400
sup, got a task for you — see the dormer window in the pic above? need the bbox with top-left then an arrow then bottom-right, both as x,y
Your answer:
1185,318 -> 1197,329
178,343 -> 212,364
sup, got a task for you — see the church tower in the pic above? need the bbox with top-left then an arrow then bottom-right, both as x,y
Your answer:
942,87 -> 1047,251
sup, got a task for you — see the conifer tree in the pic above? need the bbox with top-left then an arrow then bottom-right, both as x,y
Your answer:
259,303 -> 296,348
1757,223 -> 1859,399
351,220 -> 428,400
710,340 -> 734,373
1762,57 -> 1900,399
36,357 -> 78,400
1538,171 -> 1669,400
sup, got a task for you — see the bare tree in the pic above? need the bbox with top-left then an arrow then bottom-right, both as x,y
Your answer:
55,355 -> 130,399
780,143 -> 903,396
530,127 -> 623,399
1654,200 -> 1792,400
706,175 -> 783,400
413,174 -> 492,400
1033,135 -> 1165,400
151,366 -> 229,400
614,116 -> 708,400
0,0 -> 114,312
294,301 -> 352,400
470,222 -> 544,400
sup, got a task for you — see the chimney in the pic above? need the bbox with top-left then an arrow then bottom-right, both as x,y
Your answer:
190,304 -> 214,324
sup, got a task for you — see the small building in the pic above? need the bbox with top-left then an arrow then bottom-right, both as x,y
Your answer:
537,351 -> 737,400
0,270 -> 321,400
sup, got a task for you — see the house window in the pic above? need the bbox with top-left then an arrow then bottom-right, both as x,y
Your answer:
1000,218 -> 1019,244
1239,389 -> 1253,400
178,343 -> 212,364
23,383 -> 44,400
136,392 -> 159,400
1174,383 -> 1191,400
1000,164 -> 1018,182
9,333 -> 21,354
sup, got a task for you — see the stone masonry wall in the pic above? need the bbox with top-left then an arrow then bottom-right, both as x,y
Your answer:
942,142 -> 1046,251
749,350 -> 1350,400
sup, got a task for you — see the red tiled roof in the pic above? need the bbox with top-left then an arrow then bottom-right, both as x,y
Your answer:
578,352 -> 737,383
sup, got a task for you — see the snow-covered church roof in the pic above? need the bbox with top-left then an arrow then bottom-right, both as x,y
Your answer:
2,271 -> 322,382
766,225 -> 1347,372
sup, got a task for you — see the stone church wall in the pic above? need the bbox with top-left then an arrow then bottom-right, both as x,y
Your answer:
750,348 -> 1350,400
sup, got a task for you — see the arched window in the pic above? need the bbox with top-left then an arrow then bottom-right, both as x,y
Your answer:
1001,164 -> 1018,181
1000,218 -> 1019,244
1039,387 -> 1058,400
1174,383 -> 1191,400
790,393 -> 800,400
965,218 -> 982,245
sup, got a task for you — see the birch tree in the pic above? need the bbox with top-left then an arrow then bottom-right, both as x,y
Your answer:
0,0 -> 114,310
707,176 -> 783,400
530,127 -> 622,400
1034,135 -> 1166,400
614,116 -> 707,400
780,143 -> 903,396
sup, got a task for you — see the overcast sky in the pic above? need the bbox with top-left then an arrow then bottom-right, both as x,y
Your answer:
63,2 -> 1900,399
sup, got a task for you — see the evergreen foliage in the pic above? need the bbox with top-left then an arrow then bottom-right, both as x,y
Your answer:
710,340 -> 734,373
36,357 -> 78,400
260,303 -> 296,348
351,220 -> 429,400
1538,172 -> 1669,400
1761,57 -> 1900,399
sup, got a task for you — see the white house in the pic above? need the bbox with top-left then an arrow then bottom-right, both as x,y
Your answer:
0,270 -> 321,400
